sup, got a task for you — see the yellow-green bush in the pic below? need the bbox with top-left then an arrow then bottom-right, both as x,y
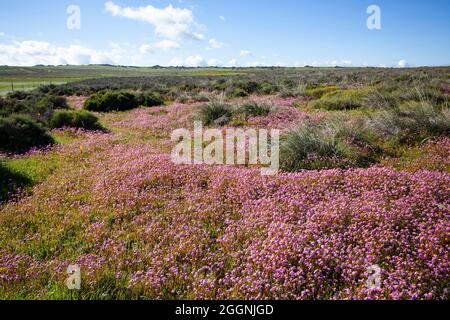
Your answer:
305,86 -> 340,99
311,88 -> 373,110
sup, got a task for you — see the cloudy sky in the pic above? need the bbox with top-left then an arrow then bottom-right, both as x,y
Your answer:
0,0 -> 449,67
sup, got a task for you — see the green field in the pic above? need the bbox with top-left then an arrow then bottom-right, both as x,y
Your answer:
0,65 -> 255,95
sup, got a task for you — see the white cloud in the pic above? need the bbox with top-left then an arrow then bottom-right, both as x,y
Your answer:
219,16 -> 226,22
170,55 -> 207,67
140,40 -> 181,55
191,32 -> 205,40
207,58 -> 222,67
105,1 -> 204,41
185,55 -> 207,67
169,57 -> 184,66
0,40 -> 118,66
240,50 -> 252,57
0,32 -> 4,37
153,40 -> 181,50
139,44 -> 154,55
247,61 -> 268,67
228,59 -> 239,67
329,59 -> 353,66
208,38 -> 223,49
398,59 -> 409,68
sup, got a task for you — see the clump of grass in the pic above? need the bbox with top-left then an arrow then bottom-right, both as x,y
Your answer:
228,87 -> 249,98
197,98 -> 232,126
280,125 -> 347,171
236,100 -> 275,117
365,101 -> 450,144
280,116 -> 384,172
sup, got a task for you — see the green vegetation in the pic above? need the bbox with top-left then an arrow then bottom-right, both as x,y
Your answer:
0,115 -> 54,154
281,99 -> 450,172
311,88 -> 373,110
136,92 -> 164,107
197,99 -> 232,125
280,126 -> 346,171
198,99 -> 277,126
305,85 -> 340,99
0,161 -> 32,202
236,100 -> 274,117
49,110 -> 104,131
84,91 -> 139,112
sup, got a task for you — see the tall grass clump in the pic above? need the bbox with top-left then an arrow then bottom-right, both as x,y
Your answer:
0,115 -> 54,154
366,101 -> 450,144
197,98 -> 232,126
280,125 -> 346,171
236,100 -> 275,117
280,117 -> 383,172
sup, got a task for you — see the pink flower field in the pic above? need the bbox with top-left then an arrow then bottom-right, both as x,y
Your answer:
1,99 -> 449,300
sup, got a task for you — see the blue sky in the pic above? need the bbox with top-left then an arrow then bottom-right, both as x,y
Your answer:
0,0 -> 449,67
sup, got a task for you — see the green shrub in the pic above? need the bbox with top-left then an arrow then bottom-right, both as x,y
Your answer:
198,99 -> 232,126
49,110 -> 103,131
137,92 -> 164,107
0,93 -> 67,121
84,91 -> 139,112
0,115 -> 54,153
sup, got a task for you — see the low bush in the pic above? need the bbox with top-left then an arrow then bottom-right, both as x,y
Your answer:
137,92 -> 164,107
0,115 -> 54,154
311,88 -> 372,110
49,110 -> 104,131
84,91 -> 139,112
305,86 -> 340,99
0,92 -> 67,121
